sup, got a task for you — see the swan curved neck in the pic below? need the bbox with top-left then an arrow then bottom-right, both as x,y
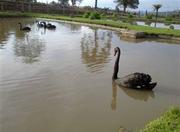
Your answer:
113,48 -> 120,80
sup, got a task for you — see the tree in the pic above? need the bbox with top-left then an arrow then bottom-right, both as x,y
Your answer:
95,0 -> 97,9
153,4 -> 162,27
70,0 -> 83,6
114,0 -> 139,13
58,0 -> 69,5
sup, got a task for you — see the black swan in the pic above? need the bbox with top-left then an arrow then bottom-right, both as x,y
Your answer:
18,23 -> 31,31
36,21 -> 44,27
41,22 -> 56,29
112,47 -> 157,90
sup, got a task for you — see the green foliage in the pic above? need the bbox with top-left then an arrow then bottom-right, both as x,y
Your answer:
165,16 -> 173,21
100,13 -> 105,17
153,4 -> 162,12
141,107 -> 180,132
146,14 -> 153,19
128,13 -> 133,18
83,12 -> 90,18
83,12 -> 101,20
112,12 -> 118,18
89,12 -> 101,20
114,0 -> 139,12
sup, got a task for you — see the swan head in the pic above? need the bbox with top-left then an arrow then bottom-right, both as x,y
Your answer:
114,47 -> 121,56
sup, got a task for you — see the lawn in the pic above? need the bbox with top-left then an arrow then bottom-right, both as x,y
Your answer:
1,12 -> 180,37
140,107 -> 180,132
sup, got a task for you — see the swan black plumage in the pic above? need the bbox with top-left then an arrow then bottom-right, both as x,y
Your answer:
18,23 -> 31,31
36,20 -> 44,27
41,22 -> 56,29
112,47 -> 157,90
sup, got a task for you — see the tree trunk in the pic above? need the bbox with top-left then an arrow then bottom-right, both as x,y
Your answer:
123,6 -> 126,13
155,11 -> 158,27
95,0 -> 97,9
123,4 -> 127,13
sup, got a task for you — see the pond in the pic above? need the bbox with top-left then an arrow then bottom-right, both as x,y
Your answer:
0,18 -> 180,132
135,21 -> 180,30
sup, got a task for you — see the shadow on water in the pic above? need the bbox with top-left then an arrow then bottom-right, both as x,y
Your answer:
81,27 -> 112,73
111,81 -> 155,111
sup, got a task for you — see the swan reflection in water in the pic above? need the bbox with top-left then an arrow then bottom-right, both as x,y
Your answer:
111,82 -> 155,111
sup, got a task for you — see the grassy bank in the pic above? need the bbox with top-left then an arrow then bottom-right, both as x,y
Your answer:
1,12 -> 180,37
0,12 -> 32,18
140,107 -> 180,132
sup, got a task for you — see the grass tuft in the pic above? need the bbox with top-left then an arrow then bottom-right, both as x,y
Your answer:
140,107 -> 180,132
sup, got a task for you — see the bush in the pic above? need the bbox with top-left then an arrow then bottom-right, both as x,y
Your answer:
83,12 -> 90,18
146,14 -> 153,19
100,13 -> 105,18
166,16 -> 173,21
112,13 -> 118,18
128,14 -> 133,18
89,12 -> 101,20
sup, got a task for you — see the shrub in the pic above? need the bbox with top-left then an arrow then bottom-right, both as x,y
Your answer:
83,12 -> 90,18
89,12 -> 101,20
128,14 -> 133,18
165,16 -> 173,21
113,13 -> 118,18
100,13 -> 105,18
146,14 -> 153,19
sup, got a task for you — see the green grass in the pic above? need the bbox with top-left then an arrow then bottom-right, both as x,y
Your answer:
0,12 -> 32,17
140,107 -> 180,132
1,12 -> 180,37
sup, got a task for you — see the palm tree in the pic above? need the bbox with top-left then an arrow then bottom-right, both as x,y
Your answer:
114,0 -> 139,13
153,4 -> 162,27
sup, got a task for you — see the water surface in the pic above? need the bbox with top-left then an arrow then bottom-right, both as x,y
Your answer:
0,18 -> 180,132
136,21 -> 180,29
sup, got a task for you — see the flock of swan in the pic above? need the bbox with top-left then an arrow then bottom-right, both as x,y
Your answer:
18,20 -> 56,31
18,21 -> 157,90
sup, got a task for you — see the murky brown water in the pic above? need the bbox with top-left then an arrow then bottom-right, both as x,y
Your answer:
0,18 -> 180,132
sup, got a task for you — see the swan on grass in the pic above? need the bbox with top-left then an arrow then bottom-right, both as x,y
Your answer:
112,47 -> 157,90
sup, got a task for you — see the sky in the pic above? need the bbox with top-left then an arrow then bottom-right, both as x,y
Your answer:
38,0 -> 180,11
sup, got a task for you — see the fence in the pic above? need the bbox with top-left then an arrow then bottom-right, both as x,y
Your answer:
0,1 -> 86,15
